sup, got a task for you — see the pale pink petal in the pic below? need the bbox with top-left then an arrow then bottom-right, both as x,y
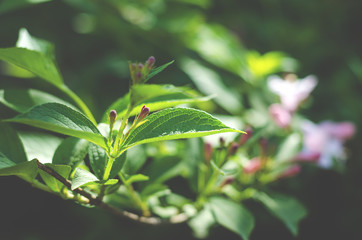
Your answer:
269,104 -> 292,128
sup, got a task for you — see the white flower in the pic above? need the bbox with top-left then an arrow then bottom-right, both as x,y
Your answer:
300,120 -> 355,168
267,74 -> 318,112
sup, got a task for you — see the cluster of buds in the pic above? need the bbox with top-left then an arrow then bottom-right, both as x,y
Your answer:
129,56 -> 156,85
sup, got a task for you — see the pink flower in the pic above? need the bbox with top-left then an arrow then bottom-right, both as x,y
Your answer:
300,120 -> 356,168
243,157 -> 262,174
267,74 -> 318,112
277,165 -> 301,178
269,103 -> 292,128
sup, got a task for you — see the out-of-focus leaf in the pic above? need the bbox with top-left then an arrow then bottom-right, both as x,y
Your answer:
0,0 -> 52,15
121,145 -> 147,175
186,24 -> 250,80
121,108 -> 244,152
181,58 -> 243,114
0,48 -> 63,86
7,103 -> 107,150
275,133 -> 302,162
253,191 -> 307,236
0,158 -> 38,183
142,156 -> 183,184
124,174 -> 149,185
209,197 -> 255,240
0,88 -> 76,113
16,28 -> 54,58
18,131 -> 62,164
188,205 -> 216,238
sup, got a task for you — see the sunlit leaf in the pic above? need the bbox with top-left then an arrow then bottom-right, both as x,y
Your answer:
18,131 -> 63,163
0,48 -> 63,86
6,103 -> 107,150
121,108 -> 244,152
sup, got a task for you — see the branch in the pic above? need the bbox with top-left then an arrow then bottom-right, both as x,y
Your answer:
35,159 -> 189,225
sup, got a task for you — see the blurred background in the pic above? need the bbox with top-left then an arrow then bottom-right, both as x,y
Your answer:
0,0 -> 361,239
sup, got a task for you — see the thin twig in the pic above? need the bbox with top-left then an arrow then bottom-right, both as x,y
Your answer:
35,159 -> 189,225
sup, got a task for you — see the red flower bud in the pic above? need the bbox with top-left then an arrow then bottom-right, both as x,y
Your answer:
228,142 -> 239,156
219,176 -> 234,188
109,110 -> 117,124
278,165 -> 301,179
138,105 -> 150,121
204,142 -> 213,164
146,56 -> 155,69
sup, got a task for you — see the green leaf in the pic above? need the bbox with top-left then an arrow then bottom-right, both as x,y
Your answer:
0,122 -> 27,164
18,131 -> 63,164
0,47 -> 63,86
253,191 -> 307,236
121,108 -> 244,151
188,206 -> 216,238
142,156 -> 183,184
16,28 -> 54,59
275,133 -> 302,162
101,84 -> 211,122
0,88 -> 77,113
181,58 -> 243,114
6,103 -> 107,150
124,174 -> 149,185
210,160 -> 238,176
39,164 -> 71,192
89,143 -> 126,179
52,137 -> 89,168
209,197 -> 255,240
144,60 -> 174,82
121,145 -> 147,175
0,0 -> 51,15
0,158 -> 39,183
71,167 -> 118,190
186,24 -> 249,80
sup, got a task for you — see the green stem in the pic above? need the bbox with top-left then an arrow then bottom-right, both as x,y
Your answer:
59,85 -> 97,125
119,172 -> 150,216
103,155 -> 116,180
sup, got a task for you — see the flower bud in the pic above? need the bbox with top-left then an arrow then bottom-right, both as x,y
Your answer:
204,142 -> 213,164
146,56 -> 155,69
219,137 -> 225,148
292,152 -> 320,163
219,176 -> 234,188
138,105 -> 150,122
228,142 -> 239,156
138,63 -> 144,70
109,110 -> 117,124
239,127 -> 253,146
278,165 -> 301,179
